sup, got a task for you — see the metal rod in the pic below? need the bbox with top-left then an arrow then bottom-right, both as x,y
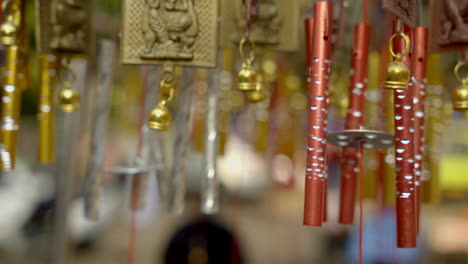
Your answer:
83,39 -> 116,220
339,23 -> 370,224
303,1 -> 333,226
38,54 -> 57,164
167,69 -> 194,214
201,69 -> 220,214
410,26 -> 428,234
393,26 -> 417,248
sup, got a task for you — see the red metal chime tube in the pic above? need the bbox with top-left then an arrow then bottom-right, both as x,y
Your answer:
410,27 -> 428,234
303,1 -> 332,226
339,23 -> 370,224
393,27 -> 417,248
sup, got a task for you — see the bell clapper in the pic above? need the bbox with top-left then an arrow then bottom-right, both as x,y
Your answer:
148,70 -> 176,131
384,32 -> 411,90
452,61 -> 468,111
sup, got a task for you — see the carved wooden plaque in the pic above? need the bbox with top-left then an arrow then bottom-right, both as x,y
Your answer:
121,0 -> 219,68
429,0 -> 468,52
35,0 -> 92,54
219,0 -> 299,51
382,0 -> 416,27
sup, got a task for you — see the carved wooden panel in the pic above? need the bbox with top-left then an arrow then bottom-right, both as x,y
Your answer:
429,0 -> 468,51
121,0 -> 219,68
35,0 -> 92,54
382,0 -> 416,27
219,0 -> 299,51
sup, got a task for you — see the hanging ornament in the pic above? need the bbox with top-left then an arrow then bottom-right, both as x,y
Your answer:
303,1 -> 332,227
237,38 -> 258,92
384,33 -> 411,90
148,75 -> 175,131
121,0 -> 219,130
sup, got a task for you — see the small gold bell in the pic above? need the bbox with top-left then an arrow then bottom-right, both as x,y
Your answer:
58,88 -> 80,112
237,62 -> 257,91
452,86 -> 468,110
0,22 -> 18,45
246,74 -> 268,103
148,102 -> 171,130
383,61 -> 410,90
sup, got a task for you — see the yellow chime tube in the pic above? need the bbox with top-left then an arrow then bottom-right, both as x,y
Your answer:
0,0 -> 22,170
0,46 -> 20,170
422,54 -> 444,203
38,54 -> 57,164
218,49 -> 234,155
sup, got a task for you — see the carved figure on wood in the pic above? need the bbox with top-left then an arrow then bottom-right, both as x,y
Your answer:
440,0 -> 468,45
49,0 -> 87,51
140,0 -> 199,60
234,0 -> 281,45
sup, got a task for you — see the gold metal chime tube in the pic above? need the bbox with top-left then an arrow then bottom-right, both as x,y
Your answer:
422,54 -> 443,203
38,54 -> 57,164
0,0 -> 22,171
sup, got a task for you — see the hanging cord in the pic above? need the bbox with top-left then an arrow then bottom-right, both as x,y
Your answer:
358,142 -> 364,264
128,66 -> 151,264
363,0 -> 368,24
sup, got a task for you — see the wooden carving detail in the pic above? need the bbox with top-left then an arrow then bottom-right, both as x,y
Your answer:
382,0 -> 416,27
234,0 -> 281,45
430,0 -> 468,51
35,0 -> 91,54
140,0 -> 199,60
50,0 -> 87,51
440,0 -> 468,45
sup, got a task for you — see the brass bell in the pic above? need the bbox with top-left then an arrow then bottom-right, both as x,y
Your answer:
58,88 -> 80,112
246,74 -> 268,103
452,86 -> 468,110
383,61 -> 410,90
237,62 -> 257,91
148,102 -> 171,130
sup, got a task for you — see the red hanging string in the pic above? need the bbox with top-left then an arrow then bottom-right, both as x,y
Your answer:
363,0 -> 368,24
359,143 -> 364,264
128,66 -> 150,264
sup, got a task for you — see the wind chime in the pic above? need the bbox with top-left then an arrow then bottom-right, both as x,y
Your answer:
121,0 -> 220,261
35,1 -> 93,264
303,1 -> 437,259
222,0 -> 300,188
